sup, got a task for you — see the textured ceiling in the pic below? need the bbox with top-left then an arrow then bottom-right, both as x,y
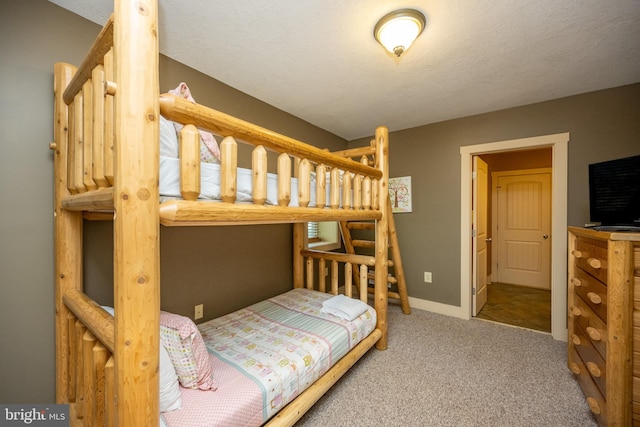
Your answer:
50,0 -> 640,140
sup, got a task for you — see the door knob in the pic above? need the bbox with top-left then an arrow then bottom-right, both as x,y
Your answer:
543,234 -> 549,239
485,237 -> 492,242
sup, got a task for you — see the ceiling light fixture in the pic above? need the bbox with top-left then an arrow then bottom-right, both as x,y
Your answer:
374,9 -> 426,57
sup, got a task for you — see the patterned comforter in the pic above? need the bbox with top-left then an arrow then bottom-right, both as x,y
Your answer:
161,288 -> 376,427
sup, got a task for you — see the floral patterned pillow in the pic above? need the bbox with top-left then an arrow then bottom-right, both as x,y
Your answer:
168,82 -> 221,164
160,311 -> 217,391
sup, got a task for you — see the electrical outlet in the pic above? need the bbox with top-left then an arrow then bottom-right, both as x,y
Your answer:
194,304 -> 204,320
424,272 -> 432,283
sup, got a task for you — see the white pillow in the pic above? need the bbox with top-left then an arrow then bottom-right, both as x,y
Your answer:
159,343 -> 182,412
100,306 -> 182,412
160,116 -> 179,158
101,305 -> 115,316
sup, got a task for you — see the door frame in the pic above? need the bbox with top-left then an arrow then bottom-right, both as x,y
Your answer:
460,133 -> 569,341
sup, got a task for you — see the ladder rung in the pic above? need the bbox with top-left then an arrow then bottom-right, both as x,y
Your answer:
350,240 -> 394,250
388,290 -> 401,300
367,272 -> 397,285
347,222 -> 375,230
367,288 -> 402,301
352,239 -> 375,249
340,199 -> 410,315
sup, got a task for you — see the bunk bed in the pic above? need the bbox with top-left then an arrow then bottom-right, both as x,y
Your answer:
51,1 -> 390,425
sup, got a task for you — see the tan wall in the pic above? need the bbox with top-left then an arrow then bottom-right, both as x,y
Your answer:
349,84 -> 640,306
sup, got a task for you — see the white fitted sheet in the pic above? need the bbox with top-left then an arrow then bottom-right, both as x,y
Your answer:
160,156 -> 336,207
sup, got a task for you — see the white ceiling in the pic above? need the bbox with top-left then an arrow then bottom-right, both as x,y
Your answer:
50,0 -> 640,140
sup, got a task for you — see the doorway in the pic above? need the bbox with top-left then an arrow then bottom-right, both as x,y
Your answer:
475,158 -> 552,332
459,133 -> 569,341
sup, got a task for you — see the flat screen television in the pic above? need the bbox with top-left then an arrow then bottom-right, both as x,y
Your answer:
588,154 -> 640,231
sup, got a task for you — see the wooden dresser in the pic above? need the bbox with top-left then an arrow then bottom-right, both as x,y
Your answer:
568,226 -> 640,426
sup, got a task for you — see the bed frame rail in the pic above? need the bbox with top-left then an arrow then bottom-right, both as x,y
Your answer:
299,249 -> 374,301
158,97 -> 387,225
265,327 -> 382,427
61,290 -> 116,426
159,95 -> 381,177
54,49 -> 116,212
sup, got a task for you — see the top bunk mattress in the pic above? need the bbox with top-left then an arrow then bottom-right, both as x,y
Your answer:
161,288 -> 377,427
160,156 -> 329,207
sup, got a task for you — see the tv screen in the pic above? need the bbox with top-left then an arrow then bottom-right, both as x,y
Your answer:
588,154 -> 640,229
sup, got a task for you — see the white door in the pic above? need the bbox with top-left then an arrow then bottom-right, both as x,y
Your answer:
472,157 -> 489,315
495,170 -> 551,289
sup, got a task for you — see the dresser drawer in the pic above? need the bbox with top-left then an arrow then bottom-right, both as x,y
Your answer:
569,346 -> 607,425
572,267 -> 608,323
570,295 -> 607,360
573,236 -> 609,283
571,321 -> 607,398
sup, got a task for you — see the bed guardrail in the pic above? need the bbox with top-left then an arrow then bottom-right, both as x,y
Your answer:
53,45 -> 386,219
299,249 -> 375,301
61,290 -> 116,426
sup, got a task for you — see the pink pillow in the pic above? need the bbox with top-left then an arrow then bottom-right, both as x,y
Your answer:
160,311 -> 217,391
168,82 -> 220,164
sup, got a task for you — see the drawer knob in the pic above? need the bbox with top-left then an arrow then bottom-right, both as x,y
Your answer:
586,326 -> 601,341
572,250 -> 584,258
569,362 -> 581,375
587,292 -> 602,305
570,277 -> 582,287
587,258 -> 602,269
586,362 -> 601,378
570,306 -> 581,317
586,397 -> 601,415
571,334 -> 581,345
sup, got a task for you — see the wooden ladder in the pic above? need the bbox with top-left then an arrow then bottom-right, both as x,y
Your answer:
339,197 -> 411,314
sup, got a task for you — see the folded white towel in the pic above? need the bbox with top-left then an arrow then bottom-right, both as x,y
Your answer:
320,294 -> 368,321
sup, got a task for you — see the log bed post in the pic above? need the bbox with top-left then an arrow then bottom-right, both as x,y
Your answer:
374,126 -> 389,350
53,62 -> 81,404
293,223 -> 305,288
112,0 -> 160,424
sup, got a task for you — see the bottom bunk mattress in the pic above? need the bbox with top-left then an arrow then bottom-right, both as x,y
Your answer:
161,288 -> 377,427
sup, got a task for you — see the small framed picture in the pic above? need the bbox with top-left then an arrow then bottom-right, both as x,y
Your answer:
389,176 -> 412,213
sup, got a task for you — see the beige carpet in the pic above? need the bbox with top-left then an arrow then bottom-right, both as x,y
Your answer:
297,303 -> 597,427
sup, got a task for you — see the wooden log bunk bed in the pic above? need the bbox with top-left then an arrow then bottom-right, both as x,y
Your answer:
51,1 -> 390,425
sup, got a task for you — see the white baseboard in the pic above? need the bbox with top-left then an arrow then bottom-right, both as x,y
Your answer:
408,297 -> 469,320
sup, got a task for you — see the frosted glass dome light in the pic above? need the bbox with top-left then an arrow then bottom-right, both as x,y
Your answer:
374,9 -> 426,57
